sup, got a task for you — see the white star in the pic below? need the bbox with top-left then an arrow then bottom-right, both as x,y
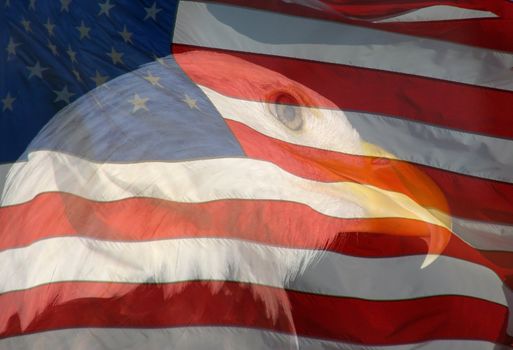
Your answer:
60,0 -> 71,12
118,25 -> 133,44
67,45 -> 77,63
143,71 -> 163,88
90,70 -> 109,87
98,0 -> 114,16
107,47 -> 123,65
1,92 -> 15,112
144,2 -> 161,21
153,54 -> 168,66
72,69 -> 82,82
29,0 -> 36,10
47,40 -> 58,55
182,94 -> 199,110
44,18 -> 55,36
21,18 -> 32,32
53,85 -> 75,104
6,37 -> 21,56
27,61 -> 49,79
76,20 -> 91,39
128,93 -> 149,113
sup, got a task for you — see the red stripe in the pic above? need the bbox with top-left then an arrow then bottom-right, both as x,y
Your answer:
173,44 -> 513,139
420,165 -> 513,224
0,193 -> 448,252
1,281 -> 509,344
226,119 -> 513,225
2,193 -> 513,285
208,0 -> 513,53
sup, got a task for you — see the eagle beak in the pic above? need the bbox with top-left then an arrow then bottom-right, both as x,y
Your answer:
361,141 -> 452,268
420,209 -> 452,268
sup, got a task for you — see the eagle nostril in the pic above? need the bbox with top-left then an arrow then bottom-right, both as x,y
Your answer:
371,157 -> 390,166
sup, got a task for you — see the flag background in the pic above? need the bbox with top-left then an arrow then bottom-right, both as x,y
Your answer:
1,0 -> 513,349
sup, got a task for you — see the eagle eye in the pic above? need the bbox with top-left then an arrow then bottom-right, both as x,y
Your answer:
270,92 -> 303,131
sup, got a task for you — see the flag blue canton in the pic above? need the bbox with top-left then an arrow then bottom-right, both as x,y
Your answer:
26,56 -> 245,162
0,0 -> 237,163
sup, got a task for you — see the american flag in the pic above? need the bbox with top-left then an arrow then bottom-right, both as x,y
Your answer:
1,0 -> 513,349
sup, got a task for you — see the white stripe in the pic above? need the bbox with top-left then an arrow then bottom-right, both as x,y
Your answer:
1,327 -> 508,350
200,85 -> 513,183
454,217 -> 513,252
173,1 -> 513,91
0,151 -> 449,229
374,5 -> 498,23
0,163 -> 13,196
283,0 -> 334,14
0,237 -> 507,305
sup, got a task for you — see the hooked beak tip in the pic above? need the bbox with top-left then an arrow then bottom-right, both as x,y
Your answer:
423,211 -> 452,269
420,254 -> 439,269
